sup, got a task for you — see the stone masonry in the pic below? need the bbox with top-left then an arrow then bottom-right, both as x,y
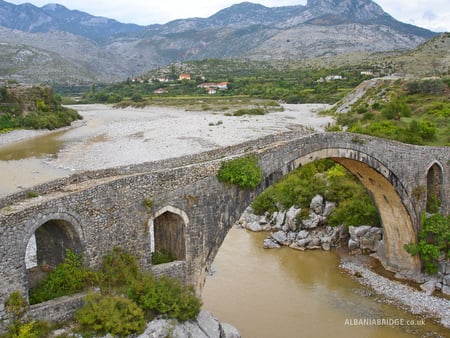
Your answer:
0,131 -> 448,329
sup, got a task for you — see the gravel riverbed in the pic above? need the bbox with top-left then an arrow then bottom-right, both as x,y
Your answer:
340,260 -> 450,329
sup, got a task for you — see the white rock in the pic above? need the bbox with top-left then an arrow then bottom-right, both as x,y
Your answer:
323,201 -> 337,217
285,206 -> 300,231
263,238 -> 281,249
348,238 -> 359,250
310,195 -> 324,214
420,280 -> 436,296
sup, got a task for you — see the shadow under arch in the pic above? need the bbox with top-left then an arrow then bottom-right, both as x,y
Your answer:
22,211 -> 85,289
149,206 -> 189,262
263,147 -> 422,273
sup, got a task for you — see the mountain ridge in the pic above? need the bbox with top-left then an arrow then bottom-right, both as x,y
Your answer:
0,0 -> 440,84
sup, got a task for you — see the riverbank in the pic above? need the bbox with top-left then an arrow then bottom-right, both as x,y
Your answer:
340,257 -> 450,329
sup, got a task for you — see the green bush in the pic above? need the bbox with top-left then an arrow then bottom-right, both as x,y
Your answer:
99,247 -> 140,292
404,214 -> 450,274
232,108 -> 266,116
75,293 -> 146,337
3,320 -> 51,338
29,250 -> 96,304
151,249 -> 175,265
128,274 -> 202,322
5,291 -> 28,320
217,156 -> 263,189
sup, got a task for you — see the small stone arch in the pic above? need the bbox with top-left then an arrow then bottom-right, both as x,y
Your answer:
22,211 -> 84,289
425,161 -> 444,213
149,206 -> 189,262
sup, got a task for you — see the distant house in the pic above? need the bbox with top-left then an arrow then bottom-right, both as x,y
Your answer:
360,71 -> 373,76
216,82 -> 229,90
154,88 -> 168,94
325,75 -> 343,81
197,82 -> 229,92
157,77 -> 170,82
179,73 -> 191,80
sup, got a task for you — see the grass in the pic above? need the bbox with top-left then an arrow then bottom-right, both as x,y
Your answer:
114,96 -> 283,114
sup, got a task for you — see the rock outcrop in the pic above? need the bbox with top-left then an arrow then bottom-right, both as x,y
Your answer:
137,311 -> 241,338
238,194 -> 383,254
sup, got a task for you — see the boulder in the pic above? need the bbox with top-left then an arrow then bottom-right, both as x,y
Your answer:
323,201 -> 337,217
246,221 -> 265,232
138,311 -> 240,338
443,274 -> 450,286
348,239 -> 360,250
310,195 -> 324,215
296,238 -> 310,247
420,280 -> 436,296
359,228 -> 383,252
274,211 -> 286,230
285,206 -> 300,231
301,212 -> 322,229
221,323 -> 242,338
263,238 -> 281,249
442,285 -> 450,296
297,230 -> 310,240
272,231 -> 290,246
354,225 -> 372,238
321,236 -> 332,251
308,236 -> 321,248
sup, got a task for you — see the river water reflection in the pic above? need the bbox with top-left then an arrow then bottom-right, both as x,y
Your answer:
202,227 -> 446,338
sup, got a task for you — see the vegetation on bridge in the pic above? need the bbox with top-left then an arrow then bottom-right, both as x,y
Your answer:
9,248 -> 201,337
217,155 -> 263,190
404,214 -> 450,274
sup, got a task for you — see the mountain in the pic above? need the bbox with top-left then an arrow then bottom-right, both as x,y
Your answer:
0,0 -> 142,40
0,0 -> 439,84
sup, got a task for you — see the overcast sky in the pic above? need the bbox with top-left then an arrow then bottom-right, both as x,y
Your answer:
6,0 -> 450,32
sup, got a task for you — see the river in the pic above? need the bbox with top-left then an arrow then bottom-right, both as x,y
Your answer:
202,227 -> 448,338
0,105 -> 448,337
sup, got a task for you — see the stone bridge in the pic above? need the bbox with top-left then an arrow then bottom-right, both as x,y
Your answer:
0,131 -> 448,323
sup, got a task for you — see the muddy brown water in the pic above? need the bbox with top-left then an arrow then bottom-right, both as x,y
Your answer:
201,227 -> 448,338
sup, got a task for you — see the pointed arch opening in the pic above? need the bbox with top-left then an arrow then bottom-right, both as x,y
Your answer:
426,162 -> 443,214
25,218 -> 83,289
149,206 -> 188,263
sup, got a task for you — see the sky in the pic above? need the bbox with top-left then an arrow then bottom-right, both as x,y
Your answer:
5,0 -> 450,32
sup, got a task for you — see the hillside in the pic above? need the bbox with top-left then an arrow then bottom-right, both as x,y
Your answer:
0,0 -> 438,84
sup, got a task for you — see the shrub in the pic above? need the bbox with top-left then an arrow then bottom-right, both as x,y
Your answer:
217,156 -> 263,189
3,320 -> 51,338
75,293 -> 146,337
128,274 -> 202,322
29,250 -> 96,304
232,108 -> 266,116
151,249 -> 175,265
5,291 -> 28,319
404,214 -> 450,274
99,247 -> 140,292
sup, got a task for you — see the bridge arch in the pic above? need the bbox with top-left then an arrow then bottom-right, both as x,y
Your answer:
149,206 -> 189,262
258,146 -> 421,273
23,211 -> 85,268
